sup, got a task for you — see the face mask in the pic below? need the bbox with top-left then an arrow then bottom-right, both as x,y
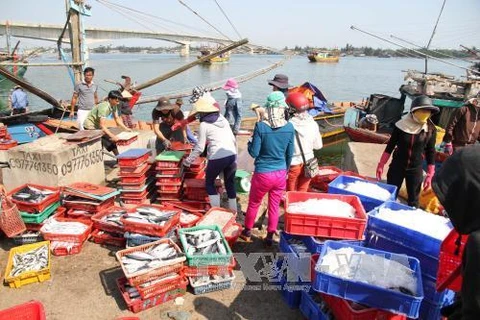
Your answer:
413,109 -> 432,124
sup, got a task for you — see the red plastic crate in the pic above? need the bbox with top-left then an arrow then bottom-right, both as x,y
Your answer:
168,201 -> 210,213
117,277 -> 187,314
184,257 -> 236,277
170,141 -> 193,151
41,218 -> 92,243
437,229 -> 468,292
224,223 -> 242,248
66,208 -> 94,220
0,300 -> 46,320
121,205 -> 180,237
91,206 -> 126,234
158,184 -> 182,192
322,294 -> 406,320
118,153 -> 150,167
156,167 -> 182,176
116,135 -> 138,146
0,139 -> 18,150
25,207 -> 67,231
51,241 -> 84,256
196,207 -> 236,232
184,171 -> 206,179
157,191 -> 182,201
178,210 -> 203,228
156,177 -> 183,185
310,166 -> 343,192
91,229 -> 126,247
120,175 -> 148,185
136,272 -> 185,299
183,192 -> 209,202
121,197 -> 148,205
156,161 -> 181,169
9,184 -> 61,213
63,197 -> 115,213
122,189 -> 149,199
119,163 -> 151,177
284,192 -> 367,240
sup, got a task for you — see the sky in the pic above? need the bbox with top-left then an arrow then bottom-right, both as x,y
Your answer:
2,0 -> 479,50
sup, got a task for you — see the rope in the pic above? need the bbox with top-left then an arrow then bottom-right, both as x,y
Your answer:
214,0 -> 242,39
178,0 -> 232,40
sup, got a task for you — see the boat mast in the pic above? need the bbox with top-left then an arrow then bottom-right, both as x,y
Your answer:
66,0 -> 91,83
424,0 -> 447,74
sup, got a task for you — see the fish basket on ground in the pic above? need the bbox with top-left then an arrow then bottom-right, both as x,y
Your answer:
124,232 -> 162,247
178,210 -> 203,228
8,184 -> 60,214
91,229 -> 126,247
310,166 -> 344,192
20,202 -> 60,224
91,206 -> 126,234
178,225 -> 232,267
50,241 -> 84,256
367,201 -> 450,259
0,300 -> 46,320
3,241 -> 51,288
303,235 -> 364,255
328,175 -> 397,212
224,223 -> 242,248
299,290 -> 331,320
365,231 -> 440,283
436,229 -> 467,292
284,192 -> 367,240
0,196 -> 26,238
116,238 -> 186,283
120,205 -> 180,237
167,201 -> 210,214
322,293 -> 407,320
313,240 -> 424,319
189,271 -> 235,295
116,277 -> 187,314
12,231 -> 44,245
136,272 -> 185,299
25,207 -> 67,231
40,218 -> 92,243
196,207 -> 236,232
184,257 -> 236,277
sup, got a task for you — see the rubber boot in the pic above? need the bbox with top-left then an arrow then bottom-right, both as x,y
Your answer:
208,194 -> 220,208
228,198 -> 237,213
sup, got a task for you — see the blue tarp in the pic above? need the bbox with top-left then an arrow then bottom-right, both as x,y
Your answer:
294,82 -> 332,116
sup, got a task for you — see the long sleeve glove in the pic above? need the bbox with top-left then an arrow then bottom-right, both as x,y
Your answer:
162,139 -> 172,150
376,152 -> 391,180
423,164 -> 435,190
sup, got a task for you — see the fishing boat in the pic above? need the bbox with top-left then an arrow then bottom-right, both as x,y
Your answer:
198,47 -> 230,64
307,50 -> 340,63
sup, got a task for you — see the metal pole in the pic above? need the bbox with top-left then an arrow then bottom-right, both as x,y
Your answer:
350,26 -> 480,75
424,0 -> 447,74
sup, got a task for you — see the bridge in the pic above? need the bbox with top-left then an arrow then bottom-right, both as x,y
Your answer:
0,22 -> 274,56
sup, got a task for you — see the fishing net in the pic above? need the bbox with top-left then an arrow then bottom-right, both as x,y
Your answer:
0,194 -> 26,237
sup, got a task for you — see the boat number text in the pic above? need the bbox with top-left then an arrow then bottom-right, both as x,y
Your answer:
9,150 -> 103,176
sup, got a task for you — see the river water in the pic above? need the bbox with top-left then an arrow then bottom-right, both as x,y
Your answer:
2,53 -> 471,166
10,53 -> 470,120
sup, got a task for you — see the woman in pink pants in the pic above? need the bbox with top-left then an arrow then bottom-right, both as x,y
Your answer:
241,91 -> 295,246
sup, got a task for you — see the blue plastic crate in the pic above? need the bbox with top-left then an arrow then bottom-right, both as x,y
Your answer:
422,274 -> 455,305
279,273 -> 311,309
299,290 -> 331,320
279,232 -> 312,282
365,231 -> 439,280
304,236 -> 364,255
419,294 -> 455,320
312,240 -> 424,318
368,201 -> 452,259
328,175 -> 397,212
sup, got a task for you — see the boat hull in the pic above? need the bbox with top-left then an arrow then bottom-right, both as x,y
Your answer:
307,55 -> 339,63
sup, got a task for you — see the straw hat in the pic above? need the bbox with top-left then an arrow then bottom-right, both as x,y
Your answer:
191,95 -> 219,114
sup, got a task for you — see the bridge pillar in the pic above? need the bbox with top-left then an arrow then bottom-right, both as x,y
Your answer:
180,43 -> 190,57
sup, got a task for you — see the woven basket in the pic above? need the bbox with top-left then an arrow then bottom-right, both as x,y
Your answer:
0,195 -> 26,237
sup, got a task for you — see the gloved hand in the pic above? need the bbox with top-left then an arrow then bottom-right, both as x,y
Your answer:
182,159 -> 191,168
376,152 -> 391,180
444,142 -> 453,155
423,164 -> 435,190
171,119 -> 188,131
162,139 -> 172,149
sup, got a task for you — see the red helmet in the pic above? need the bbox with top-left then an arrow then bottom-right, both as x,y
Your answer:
286,92 -> 309,112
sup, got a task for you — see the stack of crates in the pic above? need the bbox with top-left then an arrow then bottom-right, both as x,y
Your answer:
117,149 -> 155,205
280,191 -> 368,313
155,151 -> 185,202
178,225 -> 235,295
9,184 -> 62,245
183,178 -> 222,203
116,238 -> 187,313
40,217 -> 93,256
62,183 -> 118,220
365,201 -> 455,319
0,125 -> 18,150
183,156 -> 206,179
